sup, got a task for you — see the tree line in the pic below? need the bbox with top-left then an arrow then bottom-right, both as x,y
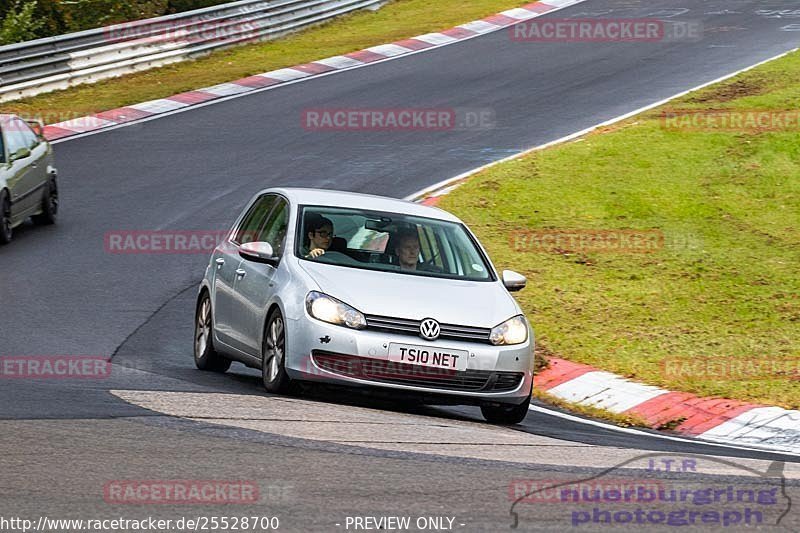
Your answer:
0,0 -> 231,44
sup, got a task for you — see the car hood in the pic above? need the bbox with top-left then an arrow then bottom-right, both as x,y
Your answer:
298,260 -> 520,328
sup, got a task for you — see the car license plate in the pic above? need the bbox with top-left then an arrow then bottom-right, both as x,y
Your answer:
388,343 -> 469,371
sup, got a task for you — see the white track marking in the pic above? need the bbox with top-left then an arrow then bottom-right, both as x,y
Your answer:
315,56 -> 365,69
263,68 -> 310,81
128,98 -> 188,114
365,43 -> 414,57
547,0 -> 584,6
413,33 -> 459,45
458,20 -> 501,34
501,8 -> 542,20
699,408 -> 800,449
200,82 -> 253,96
530,404 -> 800,458
50,116 -> 116,132
547,371 -> 668,413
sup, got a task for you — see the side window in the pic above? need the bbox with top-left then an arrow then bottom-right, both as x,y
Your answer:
14,119 -> 38,149
233,195 -> 277,245
447,227 -> 488,279
4,120 -> 29,160
258,200 -> 289,257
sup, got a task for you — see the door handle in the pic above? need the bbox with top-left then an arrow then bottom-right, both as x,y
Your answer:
235,269 -> 247,279
215,258 -> 225,266
30,162 -> 37,168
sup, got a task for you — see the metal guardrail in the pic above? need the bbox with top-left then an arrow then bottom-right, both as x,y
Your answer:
0,0 -> 385,102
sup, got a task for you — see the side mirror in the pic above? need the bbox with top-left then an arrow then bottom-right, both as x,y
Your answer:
11,147 -> 31,162
502,270 -> 527,292
239,241 -> 279,266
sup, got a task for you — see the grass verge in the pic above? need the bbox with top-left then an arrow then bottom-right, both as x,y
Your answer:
0,0 -> 531,120
440,50 -> 800,409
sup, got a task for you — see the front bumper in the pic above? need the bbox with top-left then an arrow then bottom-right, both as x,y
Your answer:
284,315 -> 534,405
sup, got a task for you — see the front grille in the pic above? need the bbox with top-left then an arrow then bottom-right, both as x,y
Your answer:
364,314 -> 492,344
312,351 -> 524,393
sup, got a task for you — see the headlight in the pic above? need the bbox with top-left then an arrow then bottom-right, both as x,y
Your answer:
305,291 -> 366,330
490,315 -> 528,346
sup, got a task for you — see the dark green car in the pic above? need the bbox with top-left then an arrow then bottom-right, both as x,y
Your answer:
0,114 -> 58,245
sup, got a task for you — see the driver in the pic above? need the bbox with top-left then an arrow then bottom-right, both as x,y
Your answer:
303,214 -> 334,259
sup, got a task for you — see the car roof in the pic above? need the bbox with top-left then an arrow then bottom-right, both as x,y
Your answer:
264,187 -> 462,223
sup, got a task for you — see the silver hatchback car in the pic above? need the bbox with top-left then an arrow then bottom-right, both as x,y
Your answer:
195,188 -> 534,423
0,114 -> 58,245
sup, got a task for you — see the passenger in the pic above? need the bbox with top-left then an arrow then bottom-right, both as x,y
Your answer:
303,214 -> 334,259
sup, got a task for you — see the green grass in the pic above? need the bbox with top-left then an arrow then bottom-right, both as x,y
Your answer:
0,0 -> 531,121
440,51 -> 800,409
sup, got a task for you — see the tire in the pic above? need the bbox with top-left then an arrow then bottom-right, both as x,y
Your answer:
481,393 -> 531,425
32,176 -> 58,225
0,190 -> 12,245
261,308 -> 294,394
193,292 -> 231,373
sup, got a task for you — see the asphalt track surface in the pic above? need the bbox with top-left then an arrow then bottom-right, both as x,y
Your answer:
2,0 -> 800,530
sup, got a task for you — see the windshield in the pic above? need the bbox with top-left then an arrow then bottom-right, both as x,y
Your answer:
296,205 -> 494,281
